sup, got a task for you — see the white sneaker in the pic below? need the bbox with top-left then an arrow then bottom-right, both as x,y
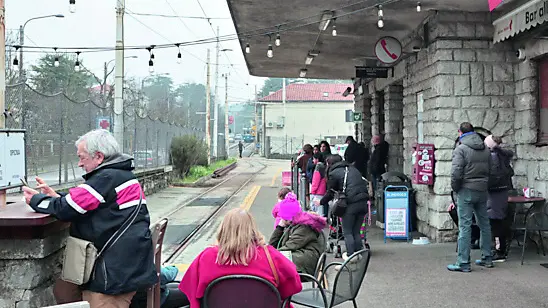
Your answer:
342,252 -> 349,261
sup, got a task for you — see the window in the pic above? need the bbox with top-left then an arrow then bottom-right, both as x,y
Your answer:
417,92 -> 424,143
538,58 -> 548,145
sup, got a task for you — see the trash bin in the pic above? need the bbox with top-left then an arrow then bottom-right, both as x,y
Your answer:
376,171 -> 417,232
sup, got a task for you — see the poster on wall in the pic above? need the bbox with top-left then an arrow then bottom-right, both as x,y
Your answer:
384,186 -> 410,242
0,130 -> 26,188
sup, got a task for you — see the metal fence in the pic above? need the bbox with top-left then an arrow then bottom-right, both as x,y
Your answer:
4,82 -> 204,187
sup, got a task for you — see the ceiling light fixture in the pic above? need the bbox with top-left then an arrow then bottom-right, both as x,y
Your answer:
305,55 -> 314,65
417,2 -> 422,12
377,5 -> 383,17
275,33 -> 281,47
377,17 -> 384,29
319,11 -> 334,31
332,18 -> 337,36
299,69 -> 307,78
245,43 -> 251,54
69,0 -> 76,13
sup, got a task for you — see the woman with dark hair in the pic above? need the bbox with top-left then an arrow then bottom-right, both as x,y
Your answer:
306,145 -> 321,182
320,154 -> 369,262
319,141 -> 332,157
293,144 -> 314,173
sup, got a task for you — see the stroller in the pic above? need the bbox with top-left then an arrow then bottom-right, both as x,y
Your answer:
325,201 -> 371,258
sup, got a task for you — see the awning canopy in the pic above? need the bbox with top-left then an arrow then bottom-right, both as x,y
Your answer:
493,0 -> 548,43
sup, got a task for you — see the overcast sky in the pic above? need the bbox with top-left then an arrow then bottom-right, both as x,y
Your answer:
6,0 -> 266,103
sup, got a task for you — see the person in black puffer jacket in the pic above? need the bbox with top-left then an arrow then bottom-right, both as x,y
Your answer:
320,155 -> 369,260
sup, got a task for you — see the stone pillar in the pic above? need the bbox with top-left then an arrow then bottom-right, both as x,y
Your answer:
353,79 -> 372,145
370,92 -> 381,137
0,198 -> 69,308
384,84 -> 404,173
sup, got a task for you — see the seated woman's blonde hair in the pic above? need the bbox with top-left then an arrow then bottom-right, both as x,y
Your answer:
216,208 -> 266,266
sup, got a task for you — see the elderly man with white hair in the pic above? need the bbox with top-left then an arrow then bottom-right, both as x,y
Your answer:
23,129 -> 157,308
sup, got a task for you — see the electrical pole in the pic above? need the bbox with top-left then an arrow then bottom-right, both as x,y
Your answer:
0,0 -> 6,209
213,26 -> 220,158
113,0 -> 125,147
18,25 -> 25,130
206,49 -> 211,165
224,73 -> 229,158
254,85 -> 259,154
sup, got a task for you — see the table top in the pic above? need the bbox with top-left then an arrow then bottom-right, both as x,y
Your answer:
508,196 -> 546,204
0,198 -> 55,226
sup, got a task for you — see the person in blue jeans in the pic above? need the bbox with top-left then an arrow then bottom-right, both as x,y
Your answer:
448,122 -> 493,272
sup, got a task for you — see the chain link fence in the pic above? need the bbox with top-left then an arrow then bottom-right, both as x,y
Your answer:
266,135 -> 348,157
4,82 -> 204,187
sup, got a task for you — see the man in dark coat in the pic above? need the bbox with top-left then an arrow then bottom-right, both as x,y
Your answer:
369,134 -> 389,195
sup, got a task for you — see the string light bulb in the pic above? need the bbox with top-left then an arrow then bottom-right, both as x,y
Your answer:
417,2 -> 422,12
53,48 -> 60,67
332,18 -> 337,36
13,47 -> 19,69
149,59 -> 154,73
377,5 -> 383,17
245,43 -> 251,54
377,17 -> 384,29
74,52 -> 81,72
299,69 -> 307,78
176,44 -> 182,64
267,44 -> 273,58
275,33 -> 281,47
69,0 -> 76,13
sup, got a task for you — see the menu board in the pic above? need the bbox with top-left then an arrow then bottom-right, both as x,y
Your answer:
413,143 -> 435,185
384,187 -> 410,242
0,131 -> 26,188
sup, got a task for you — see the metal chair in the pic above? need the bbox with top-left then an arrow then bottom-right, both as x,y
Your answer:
146,218 -> 169,308
519,203 -> 548,265
202,275 -> 282,308
287,248 -> 371,308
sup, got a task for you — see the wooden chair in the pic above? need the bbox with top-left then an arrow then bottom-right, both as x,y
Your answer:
146,218 -> 169,308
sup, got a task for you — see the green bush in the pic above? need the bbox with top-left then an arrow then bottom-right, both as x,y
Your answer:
170,135 -> 208,176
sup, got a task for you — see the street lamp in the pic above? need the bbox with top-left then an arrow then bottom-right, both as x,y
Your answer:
18,14 -> 64,132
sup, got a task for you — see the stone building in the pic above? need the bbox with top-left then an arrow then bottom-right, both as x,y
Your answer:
227,0 -> 547,243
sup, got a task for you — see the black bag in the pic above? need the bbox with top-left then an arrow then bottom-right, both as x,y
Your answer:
332,167 -> 348,217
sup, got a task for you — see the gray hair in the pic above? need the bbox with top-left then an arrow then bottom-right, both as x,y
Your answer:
75,129 -> 121,158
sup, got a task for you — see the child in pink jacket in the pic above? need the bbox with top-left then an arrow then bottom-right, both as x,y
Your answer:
272,187 -> 292,228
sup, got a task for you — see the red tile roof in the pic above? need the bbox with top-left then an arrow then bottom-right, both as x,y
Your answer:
258,83 -> 353,102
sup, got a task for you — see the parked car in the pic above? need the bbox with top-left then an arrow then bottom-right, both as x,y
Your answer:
243,134 -> 254,143
133,151 -> 154,168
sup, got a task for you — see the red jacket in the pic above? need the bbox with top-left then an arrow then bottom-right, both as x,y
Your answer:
179,245 -> 302,307
310,163 -> 327,195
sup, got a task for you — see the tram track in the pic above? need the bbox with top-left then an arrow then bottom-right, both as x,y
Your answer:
162,158 -> 266,264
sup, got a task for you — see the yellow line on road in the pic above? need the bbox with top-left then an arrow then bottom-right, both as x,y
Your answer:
240,185 -> 261,211
271,168 -> 283,187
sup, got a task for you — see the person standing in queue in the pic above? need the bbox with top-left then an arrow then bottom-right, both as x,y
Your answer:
22,129 -> 157,308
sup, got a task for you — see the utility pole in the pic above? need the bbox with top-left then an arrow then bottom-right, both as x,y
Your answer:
224,73 -> 229,158
0,0 -> 6,209
254,85 -> 259,154
18,25 -> 24,129
213,26 -> 220,158
113,0 -> 125,146
206,49 -> 211,165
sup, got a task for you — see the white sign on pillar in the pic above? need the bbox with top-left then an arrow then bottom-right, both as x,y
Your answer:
374,36 -> 402,64
0,130 -> 26,188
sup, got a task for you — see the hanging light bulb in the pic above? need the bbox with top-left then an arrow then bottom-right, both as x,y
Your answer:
417,2 -> 422,12
69,0 -> 76,13
267,44 -> 273,58
54,57 -> 60,67
245,43 -> 251,54
13,56 -> 19,70
299,69 -> 307,78
149,59 -> 154,73
332,19 -> 337,37
377,17 -> 384,29
377,5 -> 383,17
176,44 -> 182,64
150,52 -> 155,60
74,51 -> 81,72
275,33 -> 281,47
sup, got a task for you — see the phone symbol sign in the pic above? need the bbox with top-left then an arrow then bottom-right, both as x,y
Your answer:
374,36 -> 402,64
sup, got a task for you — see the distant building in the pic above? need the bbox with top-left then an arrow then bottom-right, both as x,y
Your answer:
259,83 -> 354,154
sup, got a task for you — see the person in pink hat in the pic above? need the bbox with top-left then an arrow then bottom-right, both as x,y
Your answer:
269,192 -> 327,276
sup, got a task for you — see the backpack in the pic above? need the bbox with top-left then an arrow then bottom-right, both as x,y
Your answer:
488,150 -> 514,191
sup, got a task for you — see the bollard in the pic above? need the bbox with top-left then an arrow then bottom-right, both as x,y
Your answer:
299,173 -> 308,210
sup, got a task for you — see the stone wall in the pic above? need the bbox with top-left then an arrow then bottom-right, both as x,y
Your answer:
359,11 -> 525,242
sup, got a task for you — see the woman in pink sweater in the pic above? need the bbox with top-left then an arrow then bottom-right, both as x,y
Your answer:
179,208 -> 302,307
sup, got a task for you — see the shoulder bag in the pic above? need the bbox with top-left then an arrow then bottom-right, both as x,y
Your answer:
61,194 -> 143,285
331,167 -> 348,217
263,246 -> 279,286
